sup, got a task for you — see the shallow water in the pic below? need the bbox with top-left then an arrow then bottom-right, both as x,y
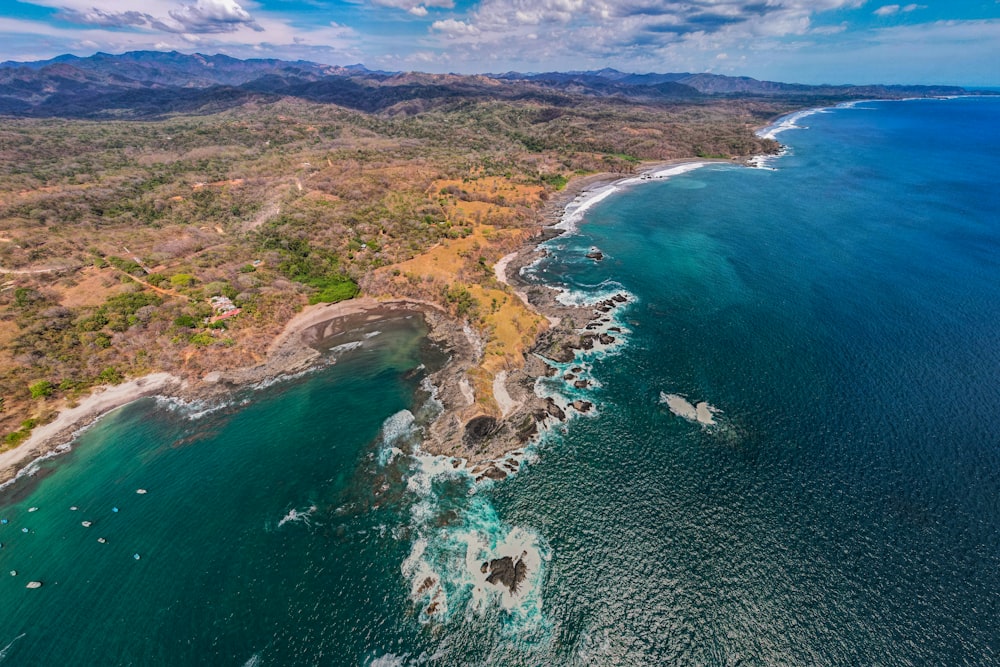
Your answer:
1,98 -> 998,665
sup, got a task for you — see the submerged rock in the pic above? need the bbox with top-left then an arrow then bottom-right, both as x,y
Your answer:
585,249 -> 604,261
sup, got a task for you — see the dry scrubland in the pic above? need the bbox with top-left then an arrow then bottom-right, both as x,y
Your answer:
0,94 -> 787,447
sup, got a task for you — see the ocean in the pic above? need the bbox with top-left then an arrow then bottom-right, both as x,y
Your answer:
1,97 -> 998,665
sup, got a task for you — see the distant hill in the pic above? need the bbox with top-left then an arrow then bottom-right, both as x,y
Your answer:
496,67 -> 971,98
0,51 -> 973,119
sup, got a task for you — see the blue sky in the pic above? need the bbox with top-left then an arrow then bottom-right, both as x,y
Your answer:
1,0 -> 997,85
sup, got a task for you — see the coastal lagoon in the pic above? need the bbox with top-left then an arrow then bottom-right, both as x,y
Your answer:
2,97 -> 998,665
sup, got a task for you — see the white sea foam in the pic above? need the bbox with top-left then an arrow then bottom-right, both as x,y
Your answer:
368,654 -> 408,667
154,395 -> 241,421
647,162 -> 712,180
462,506 -> 550,617
376,410 -> 420,467
756,107 -> 830,141
398,443 -> 550,629
277,504 -> 317,528
0,442 -> 74,493
557,183 -> 620,233
554,281 -> 633,307
0,633 -> 26,662
381,410 -> 416,446
556,162 -> 711,234
329,340 -> 364,354
836,99 -> 875,110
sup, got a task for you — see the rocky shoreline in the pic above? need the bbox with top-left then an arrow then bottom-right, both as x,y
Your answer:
0,158 -> 714,489
418,166 -> 657,480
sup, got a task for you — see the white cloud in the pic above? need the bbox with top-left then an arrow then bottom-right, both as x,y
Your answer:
811,22 -> 849,35
368,0 -> 454,15
875,3 -> 924,16
53,0 -> 264,34
164,0 -> 263,33
425,0 -> 867,70
0,5 -> 363,63
430,18 -> 480,36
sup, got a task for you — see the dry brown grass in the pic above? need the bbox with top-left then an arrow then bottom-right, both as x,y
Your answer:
55,267 -> 126,308
370,173 -> 549,415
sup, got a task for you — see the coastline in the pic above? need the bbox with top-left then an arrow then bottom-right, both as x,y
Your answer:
0,156 -> 745,489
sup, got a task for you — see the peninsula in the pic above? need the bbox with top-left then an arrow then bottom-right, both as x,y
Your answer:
0,51 -> 973,484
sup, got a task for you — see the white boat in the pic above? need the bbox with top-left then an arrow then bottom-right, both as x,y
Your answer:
28,507 -> 38,512
81,521 -> 92,527
97,537 -> 107,544
136,489 -> 147,495
26,581 -> 42,589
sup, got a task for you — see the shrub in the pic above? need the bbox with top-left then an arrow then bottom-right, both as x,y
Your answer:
29,380 -> 53,399
170,273 -> 196,288
309,277 -> 359,305
97,367 -> 123,385
189,332 -> 215,346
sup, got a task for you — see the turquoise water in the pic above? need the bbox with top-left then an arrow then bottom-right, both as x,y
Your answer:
2,98 -> 999,665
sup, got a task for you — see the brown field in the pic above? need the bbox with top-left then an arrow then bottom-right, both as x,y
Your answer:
56,266 -> 126,308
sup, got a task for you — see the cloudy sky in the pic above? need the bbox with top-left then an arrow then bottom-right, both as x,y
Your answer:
1,0 -> 997,85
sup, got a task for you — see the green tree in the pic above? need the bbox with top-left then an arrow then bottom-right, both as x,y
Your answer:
29,380 -> 53,399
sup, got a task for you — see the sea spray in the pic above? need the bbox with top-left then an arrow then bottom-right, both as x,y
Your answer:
368,404 -> 552,632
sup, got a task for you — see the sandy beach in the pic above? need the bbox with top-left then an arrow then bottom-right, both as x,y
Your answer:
0,372 -> 185,486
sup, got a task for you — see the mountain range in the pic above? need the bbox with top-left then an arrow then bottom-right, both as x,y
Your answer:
0,50 -> 973,118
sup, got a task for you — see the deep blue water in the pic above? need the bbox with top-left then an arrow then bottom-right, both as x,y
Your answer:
1,98 -> 998,665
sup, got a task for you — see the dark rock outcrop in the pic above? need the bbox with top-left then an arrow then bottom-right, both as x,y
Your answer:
544,398 -> 566,421
464,415 -> 501,445
484,554 -> 528,594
